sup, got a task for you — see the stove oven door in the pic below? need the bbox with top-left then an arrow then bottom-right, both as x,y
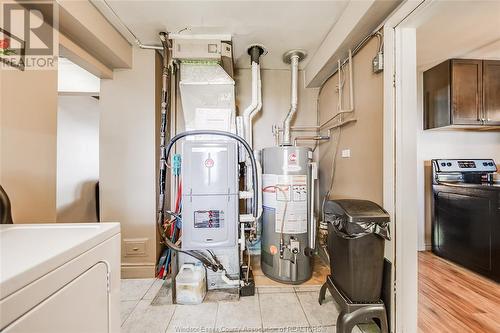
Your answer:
432,185 -> 499,281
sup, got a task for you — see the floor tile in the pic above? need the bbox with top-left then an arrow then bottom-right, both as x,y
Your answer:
352,326 -> 363,333
297,291 -> 340,327
121,278 -> 155,301
120,300 -> 139,325
121,299 -> 175,333
295,285 -> 322,292
259,292 -> 309,329
310,326 -> 334,333
357,323 -> 381,333
151,279 -> 173,306
257,286 -> 295,294
216,295 -> 262,331
263,327 -> 310,333
205,289 -> 240,302
166,302 -> 218,333
143,279 -> 165,300
308,326 -> 365,333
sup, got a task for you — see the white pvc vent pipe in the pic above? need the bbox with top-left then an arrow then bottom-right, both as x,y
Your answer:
242,61 -> 262,147
282,54 -> 299,146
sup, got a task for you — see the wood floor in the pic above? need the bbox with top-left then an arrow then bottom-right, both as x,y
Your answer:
418,251 -> 500,333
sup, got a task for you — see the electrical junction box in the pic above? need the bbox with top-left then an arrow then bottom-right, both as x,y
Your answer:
181,140 -> 239,250
372,52 -> 384,73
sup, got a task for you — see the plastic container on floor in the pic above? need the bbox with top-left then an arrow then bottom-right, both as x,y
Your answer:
175,263 -> 207,305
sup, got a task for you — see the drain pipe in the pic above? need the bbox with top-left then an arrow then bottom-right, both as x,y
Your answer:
282,50 -> 306,146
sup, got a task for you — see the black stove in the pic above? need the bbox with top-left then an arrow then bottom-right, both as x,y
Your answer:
431,159 -> 499,282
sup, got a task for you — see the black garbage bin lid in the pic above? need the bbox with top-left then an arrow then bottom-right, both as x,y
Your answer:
324,199 -> 389,224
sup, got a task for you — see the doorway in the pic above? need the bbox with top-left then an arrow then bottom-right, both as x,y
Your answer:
56,57 -> 100,222
385,0 -> 500,332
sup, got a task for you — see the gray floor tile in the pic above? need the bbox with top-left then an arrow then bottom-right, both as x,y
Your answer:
121,299 -> 175,333
308,326 -> 366,333
297,291 -> 340,327
205,289 -> 240,302
308,324 -> 373,333
259,292 -> 309,329
312,322 -> 376,332
151,279 -> 174,305
257,286 -> 295,294
294,285 -> 322,293
352,326 -> 363,333
216,295 -> 262,331
120,300 -> 139,325
357,323 -> 380,333
309,326 -> 334,333
263,327 -> 310,333
143,279 -> 165,300
166,302 -> 218,333
121,278 -> 156,301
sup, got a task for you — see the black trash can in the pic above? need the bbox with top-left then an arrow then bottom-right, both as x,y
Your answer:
324,199 -> 390,303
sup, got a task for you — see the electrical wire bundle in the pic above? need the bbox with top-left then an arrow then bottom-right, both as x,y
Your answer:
156,181 -> 183,279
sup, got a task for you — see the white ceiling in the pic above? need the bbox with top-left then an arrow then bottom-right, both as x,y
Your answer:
416,0 -> 500,71
100,0 -> 350,70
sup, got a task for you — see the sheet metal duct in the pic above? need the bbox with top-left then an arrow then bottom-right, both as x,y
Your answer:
179,63 -> 236,134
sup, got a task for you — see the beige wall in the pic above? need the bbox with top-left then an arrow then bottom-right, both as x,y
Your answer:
0,69 -> 58,223
235,68 -> 319,152
100,47 -> 158,278
56,95 -> 99,223
317,38 -> 384,206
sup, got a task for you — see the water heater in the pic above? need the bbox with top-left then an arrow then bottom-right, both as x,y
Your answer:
261,146 -> 314,283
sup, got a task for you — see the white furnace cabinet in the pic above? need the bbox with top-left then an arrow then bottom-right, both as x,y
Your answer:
0,223 -> 121,333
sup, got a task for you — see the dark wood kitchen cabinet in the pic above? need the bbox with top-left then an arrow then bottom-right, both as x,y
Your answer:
483,60 -> 500,125
424,59 -> 500,129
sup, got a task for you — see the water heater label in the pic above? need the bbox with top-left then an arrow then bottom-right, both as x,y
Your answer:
262,174 -> 308,234
194,210 -> 224,229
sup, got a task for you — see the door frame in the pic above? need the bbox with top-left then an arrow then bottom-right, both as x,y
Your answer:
382,1 -> 435,332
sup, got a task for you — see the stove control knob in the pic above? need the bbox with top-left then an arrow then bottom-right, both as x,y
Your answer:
441,162 -> 446,167
488,162 -> 494,166
446,162 -> 452,167
483,162 -> 488,166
